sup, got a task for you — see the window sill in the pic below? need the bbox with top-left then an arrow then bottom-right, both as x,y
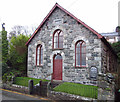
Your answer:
36,65 -> 43,67
75,66 -> 86,68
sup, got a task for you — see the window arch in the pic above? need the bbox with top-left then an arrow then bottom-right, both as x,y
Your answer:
53,29 -> 63,49
75,40 -> 86,67
36,44 -> 43,66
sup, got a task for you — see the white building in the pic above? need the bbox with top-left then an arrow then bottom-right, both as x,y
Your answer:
101,32 -> 120,43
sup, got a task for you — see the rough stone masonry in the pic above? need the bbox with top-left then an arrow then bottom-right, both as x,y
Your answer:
27,4 -> 118,100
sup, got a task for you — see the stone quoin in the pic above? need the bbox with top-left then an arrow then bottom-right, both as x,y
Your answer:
26,3 -> 118,90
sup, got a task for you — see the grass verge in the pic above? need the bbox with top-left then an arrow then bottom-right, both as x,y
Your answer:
13,77 -> 49,87
53,82 -> 98,99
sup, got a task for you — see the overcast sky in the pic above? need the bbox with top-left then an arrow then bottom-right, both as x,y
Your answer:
0,0 -> 119,34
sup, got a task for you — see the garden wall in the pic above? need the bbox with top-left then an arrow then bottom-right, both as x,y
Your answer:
2,84 -> 29,94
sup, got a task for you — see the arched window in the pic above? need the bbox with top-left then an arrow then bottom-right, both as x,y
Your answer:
36,44 -> 43,66
75,40 -> 86,67
53,29 -> 63,49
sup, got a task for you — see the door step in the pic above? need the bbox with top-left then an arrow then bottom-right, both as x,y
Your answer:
51,80 -> 63,88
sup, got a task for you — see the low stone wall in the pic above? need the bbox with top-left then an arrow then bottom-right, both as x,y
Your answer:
2,83 -> 29,94
98,88 -> 114,100
97,73 -> 115,100
2,78 -> 115,101
48,91 -> 96,101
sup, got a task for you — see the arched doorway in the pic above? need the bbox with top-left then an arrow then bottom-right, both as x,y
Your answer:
53,54 -> 62,80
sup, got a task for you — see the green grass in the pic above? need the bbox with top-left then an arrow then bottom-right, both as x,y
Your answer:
54,82 -> 98,99
13,77 -> 49,87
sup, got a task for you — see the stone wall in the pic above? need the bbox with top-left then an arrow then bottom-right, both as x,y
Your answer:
97,73 -> 115,100
28,7 -> 102,85
2,84 -> 29,94
48,91 -> 95,101
26,5 -> 118,101
101,41 -> 118,74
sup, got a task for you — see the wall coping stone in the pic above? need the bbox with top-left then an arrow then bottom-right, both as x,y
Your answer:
12,84 -> 28,89
2,83 -> 29,94
49,91 -> 96,101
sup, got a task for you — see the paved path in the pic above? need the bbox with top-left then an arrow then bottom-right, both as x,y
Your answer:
1,88 -> 51,102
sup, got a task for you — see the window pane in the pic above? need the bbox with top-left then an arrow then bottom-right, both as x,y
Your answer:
54,43 -> 56,48
76,41 -> 86,67
54,36 -> 58,43
37,55 -> 39,65
53,30 -> 63,49
60,31 -> 63,36
59,42 -> 63,48
37,47 -> 40,65
59,33 -> 63,48
41,54 -> 43,64
76,47 -> 80,54
76,53 -> 80,66
54,33 -> 58,37
40,47 -> 43,64
54,42 -> 58,48
76,43 -> 80,66
82,42 -> 85,46
76,57 -> 78,65
59,36 -> 63,43
54,33 -> 58,48
82,46 -> 86,53
82,43 -> 86,53
41,47 -> 43,54
57,30 -> 60,34
55,55 -> 62,59
77,42 -> 80,48
82,53 -> 86,65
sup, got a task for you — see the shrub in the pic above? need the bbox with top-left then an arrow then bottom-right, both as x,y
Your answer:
2,73 -> 8,83
2,62 -> 8,76
2,71 -> 15,83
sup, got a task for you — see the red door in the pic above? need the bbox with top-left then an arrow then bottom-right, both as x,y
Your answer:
53,54 -> 62,80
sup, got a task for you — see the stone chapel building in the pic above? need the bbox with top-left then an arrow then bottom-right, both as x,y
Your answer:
26,3 -> 118,85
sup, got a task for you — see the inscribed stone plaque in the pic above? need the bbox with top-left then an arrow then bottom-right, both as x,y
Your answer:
90,67 -> 97,79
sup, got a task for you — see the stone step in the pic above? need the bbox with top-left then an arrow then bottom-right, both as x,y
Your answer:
51,80 -> 63,88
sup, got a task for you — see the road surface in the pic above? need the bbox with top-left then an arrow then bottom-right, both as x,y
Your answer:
1,88 -> 51,102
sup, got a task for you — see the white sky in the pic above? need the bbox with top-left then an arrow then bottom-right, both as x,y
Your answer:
0,0 -> 119,33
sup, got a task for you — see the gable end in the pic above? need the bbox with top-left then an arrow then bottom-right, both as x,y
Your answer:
25,3 -> 103,46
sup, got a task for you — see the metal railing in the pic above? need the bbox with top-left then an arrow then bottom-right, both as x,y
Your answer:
53,82 -> 98,99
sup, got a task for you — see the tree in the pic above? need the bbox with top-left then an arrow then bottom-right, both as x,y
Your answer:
0,25 -> 8,75
11,25 -> 24,35
8,34 -> 30,76
111,41 -> 120,63
111,41 -> 120,89
8,25 -> 36,41
8,25 -> 26,41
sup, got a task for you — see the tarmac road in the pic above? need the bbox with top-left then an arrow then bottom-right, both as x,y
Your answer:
1,88 -> 52,102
